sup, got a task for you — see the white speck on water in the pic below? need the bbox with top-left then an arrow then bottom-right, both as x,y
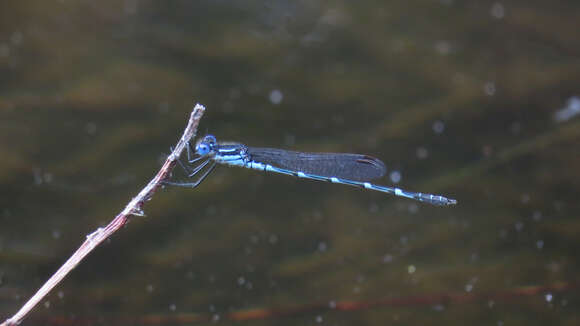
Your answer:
484,81 -> 496,96
390,170 -> 402,183
44,301 -> 50,308
57,291 -> 64,299
237,276 -> 246,285
0,43 -> 9,57
488,300 -> 495,308
269,89 -> 283,104
124,0 -> 138,14
51,230 -> 61,239
11,31 -> 23,45
318,241 -> 327,252
554,96 -> 580,122
416,146 -> 429,159
490,2 -> 505,19
510,122 -> 522,135
545,293 -> 553,302
514,221 -> 524,232
146,284 -> 154,293
400,236 -> 408,245
328,300 -> 337,309
498,228 -> 508,239
315,315 -> 323,323
269,234 -> 278,244
470,252 -> 479,262
536,240 -> 544,249
212,314 -> 220,322
169,303 -> 176,311
432,120 -> 445,134
432,304 -> 445,311
434,40 -> 452,55
465,283 -> 474,292
383,254 -> 394,263
86,122 -> 97,135
532,210 -> 542,221
407,265 -> 416,274
520,193 -> 530,204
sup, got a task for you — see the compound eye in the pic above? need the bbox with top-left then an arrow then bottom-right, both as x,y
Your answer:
196,143 -> 211,155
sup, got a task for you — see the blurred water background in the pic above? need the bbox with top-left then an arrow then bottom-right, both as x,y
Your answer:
1,1 -> 579,325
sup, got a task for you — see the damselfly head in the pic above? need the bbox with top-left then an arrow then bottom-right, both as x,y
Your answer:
196,134 -> 217,156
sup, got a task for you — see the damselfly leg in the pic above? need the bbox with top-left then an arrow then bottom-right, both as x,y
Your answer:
164,161 -> 216,188
164,142 -> 217,188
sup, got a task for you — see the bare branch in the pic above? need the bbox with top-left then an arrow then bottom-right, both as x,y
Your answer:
1,103 -> 206,326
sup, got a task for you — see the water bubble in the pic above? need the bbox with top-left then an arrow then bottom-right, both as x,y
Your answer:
389,170 -> 402,183
554,96 -> 580,122
51,230 -> 61,239
11,31 -> 23,45
269,89 -> 283,104
0,44 -> 9,58
545,293 -> 553,302
416,147 -> 429,159
520,193 -> 530,204
490,2 -> 505,19
434,40 -> 451,55
484,81 -> 496,96
269,234 -> 278,244
382,254 -> 394,263
498,228 -> 508,239
86,122 -> 97,135
432,120 -> 445,134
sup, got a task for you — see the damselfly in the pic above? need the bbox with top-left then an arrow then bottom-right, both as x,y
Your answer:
166,135 -> 457,206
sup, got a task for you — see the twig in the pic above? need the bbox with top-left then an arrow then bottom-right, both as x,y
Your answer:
1,103 -> 206,326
